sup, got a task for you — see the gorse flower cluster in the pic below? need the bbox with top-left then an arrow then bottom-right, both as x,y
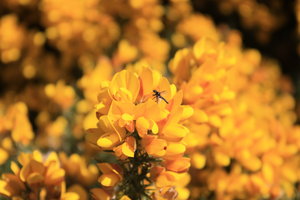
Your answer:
170,36 -> 300,199
87,67 -> 192,199
0,0 -> 299,200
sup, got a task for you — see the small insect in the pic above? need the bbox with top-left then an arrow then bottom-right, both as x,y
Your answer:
152,90 -> 169,104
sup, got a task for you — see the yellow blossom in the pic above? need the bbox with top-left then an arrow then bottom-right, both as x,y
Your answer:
59,153 -> 99,186
0,14 -> 25,63
45,80 -> 75,109
97,163 -> 122,187
87,67 -> 192,199
0,151 -> 69,200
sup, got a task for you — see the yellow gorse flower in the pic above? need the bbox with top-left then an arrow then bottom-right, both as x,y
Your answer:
170,30 -> 300,199
45,80 -> 75,110
59,152 -> 99,186
87,66 -> 193,199
0,14 -> 25,63
0,102 -> 34,165
0,150 -> 77,200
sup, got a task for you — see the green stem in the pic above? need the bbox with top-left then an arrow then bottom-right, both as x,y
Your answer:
117,132 -> 159,200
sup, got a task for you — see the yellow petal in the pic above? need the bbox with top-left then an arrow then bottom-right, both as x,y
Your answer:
162,124 -> 189,141
262,163 -> 273,183
97,163 -> 113,174
98,173 -> 120,187
20,163 -> 30,182
165,143 -> 186,158
45,152 -> 60,166
121,136 -> 136,157
10,161 -> 20,175
0,180 -> 11,197
30,159 -> 46,175
209,115 -> 222,127
83,110 -> 98,130
144,137 -> 167,157
151,121 -> 159,134
136,117 -> 150,137
1,137 -> 13,151
155,171 -> 177,188
191,153 -> 206,169
67,184 -> 88,200
165,157 -> 191,173
109,70 -> 140,102
177,187 -> 190,200
117,40 -> 138,63
191,109 -> 208,123
90,188 -> 110,200
97,133 -> 120,148
0,148 -> 8,165
85,128 -> 103,148
181,105 -> 194,120
97,163 -> 122,180
139,67 -> 156,95
214,151 -> 230,166
45,165 -> 65,185
27,172 -> 44,185
61,192 -> 80,200
98,115 -> 125,142
121,113 -> 134,121
282,165 -> 297,182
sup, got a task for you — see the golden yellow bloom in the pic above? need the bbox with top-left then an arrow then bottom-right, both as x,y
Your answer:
170,30 -> 300,199
35,115 -> 68,150
67,184 -> 88,200
59,153 -> 99,186
40,0 -> 120,56
176,14 -> 219,43
0,102 -> 33,165
97,163 -> 122,187
0,14 -> 25,63
112,40 -> 138,67
164,157 -> 190,173
78,57 -> 113,105
114,136 -> 136,158
87,67 -> 192,199
45,80 -> 75,109
0,150 -> 75,200
1,102 -> 34,145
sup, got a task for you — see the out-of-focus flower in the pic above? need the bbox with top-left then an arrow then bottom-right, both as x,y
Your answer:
170,37 -> 236,129
0,14 -> 25,63
45,80 -> 76,110
138,32 -> 170,64
112,40 -> 138,67
78,57 -> 113,105
59,152 -> 98,186
0,102 -> 34,145
0,150 -> 76,200
66,184 -> 88,200
0,102 -> 34,165
36,116 -> 67,149
40,0 -> 120,57
176,14 -> 219,43
170,29 -> 300,199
